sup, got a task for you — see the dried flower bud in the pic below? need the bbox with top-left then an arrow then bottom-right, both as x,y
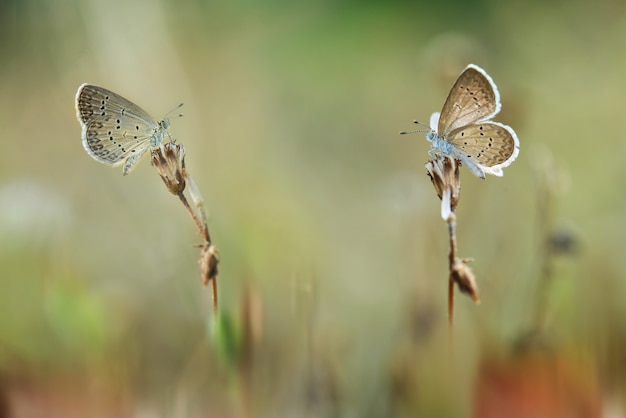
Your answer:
200,242 -> 219,286
151,142 -> 186,195
425,156 -> 461,220
450,258 -> 480,303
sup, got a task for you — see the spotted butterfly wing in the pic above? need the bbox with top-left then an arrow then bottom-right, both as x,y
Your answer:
75,84 -> 167,175
437,64 -> 501,137
447,121 -> 519,178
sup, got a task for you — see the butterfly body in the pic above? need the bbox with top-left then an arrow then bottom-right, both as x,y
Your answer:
424,64 -> 519,179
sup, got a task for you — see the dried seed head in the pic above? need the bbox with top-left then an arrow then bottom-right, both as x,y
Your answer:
425,157 -> 461,220
151,142 -> 187,195
200,243 -> 219,286
450,258 -> 480,303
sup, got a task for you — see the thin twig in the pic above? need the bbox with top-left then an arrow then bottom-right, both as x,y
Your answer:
211,276 -> 218,316
425,157 -> 479,335
448,278 -> 455,335
177,192 -> 207,240
151,142 -> 220,313
447,213 -> 457,329
187,174 -> 211,243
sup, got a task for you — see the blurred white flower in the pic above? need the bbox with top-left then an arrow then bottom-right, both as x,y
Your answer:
0,179 -> 71,249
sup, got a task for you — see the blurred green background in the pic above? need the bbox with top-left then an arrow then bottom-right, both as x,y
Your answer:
1,0 -> 625,416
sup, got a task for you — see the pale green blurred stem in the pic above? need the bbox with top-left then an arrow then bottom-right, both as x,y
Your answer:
187,174 -> 211,243
531,149 -> 559,336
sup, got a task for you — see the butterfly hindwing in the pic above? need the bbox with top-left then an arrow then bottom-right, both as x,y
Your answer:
447,121 -> 519,174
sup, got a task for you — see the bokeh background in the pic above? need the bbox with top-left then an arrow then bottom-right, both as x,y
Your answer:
1,0 -> 625,416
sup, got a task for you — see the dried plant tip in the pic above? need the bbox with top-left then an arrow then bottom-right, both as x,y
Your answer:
151,142 -> 187,195
450,258 -> 480,303
425,156 -> 461,219
200,242 -> 219,286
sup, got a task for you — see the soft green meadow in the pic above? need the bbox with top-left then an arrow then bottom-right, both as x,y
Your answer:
0,0 -> 623,416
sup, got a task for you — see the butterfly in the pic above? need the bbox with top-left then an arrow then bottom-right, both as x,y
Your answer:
75,84 -> 178,175
403,64 -> 519,179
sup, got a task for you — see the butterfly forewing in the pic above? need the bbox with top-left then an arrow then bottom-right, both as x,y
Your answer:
448,122 -> 519,168
437,65 -> 501,136
76,84 -> 156,128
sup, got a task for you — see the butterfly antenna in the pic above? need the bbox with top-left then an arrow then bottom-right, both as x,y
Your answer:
166,103 -> 184,119
400,120 -> 430,135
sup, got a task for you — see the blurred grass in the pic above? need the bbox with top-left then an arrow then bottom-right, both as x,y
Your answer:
0,0 -> 624,416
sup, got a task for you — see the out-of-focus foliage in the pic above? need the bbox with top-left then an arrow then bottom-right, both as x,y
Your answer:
0,0 -> 623,416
